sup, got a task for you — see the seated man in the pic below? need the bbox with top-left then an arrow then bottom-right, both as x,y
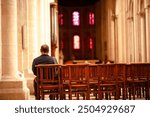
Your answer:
32,44 -> 56,99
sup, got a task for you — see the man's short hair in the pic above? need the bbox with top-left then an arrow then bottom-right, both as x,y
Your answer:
40,44 -> 49,53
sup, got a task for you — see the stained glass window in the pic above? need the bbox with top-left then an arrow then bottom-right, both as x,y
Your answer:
90,38 -> 93,49
59,13 -> 63,26
73,35 -> 80,49
72,11 -> 80,26
89,12 -> 95,25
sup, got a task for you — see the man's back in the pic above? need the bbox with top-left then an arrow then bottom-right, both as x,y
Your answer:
32,54 -> 54,75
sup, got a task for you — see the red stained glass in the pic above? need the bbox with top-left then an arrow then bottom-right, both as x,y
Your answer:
89,12 -> 95,25
59,13 -> 63,26
90,38 -> 93,49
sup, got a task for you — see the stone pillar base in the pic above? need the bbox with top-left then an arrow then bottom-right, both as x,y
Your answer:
26,77 -> 34,95
24,71 -> 35,95
0,78 -> 30,100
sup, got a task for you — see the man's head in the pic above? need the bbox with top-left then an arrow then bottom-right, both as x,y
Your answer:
40,44 -> 49,54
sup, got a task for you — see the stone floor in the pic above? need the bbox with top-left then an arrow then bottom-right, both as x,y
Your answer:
29,95 -> 36,100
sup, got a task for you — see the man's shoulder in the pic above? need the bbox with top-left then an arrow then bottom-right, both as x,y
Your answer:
33,55 -> 42,61
33,55 -> 55,63
45,55 -> 54,60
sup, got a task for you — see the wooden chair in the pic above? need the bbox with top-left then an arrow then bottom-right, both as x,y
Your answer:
61,65 -> 70,99
127,63 -> 148,100
66,64 -> 89,100
88,64 -> 99,99
115,64 -> 126,99
36,64 -> 62,100
136,63 -> 150,99
97,64 -> 117,100
148,63 -> 150,99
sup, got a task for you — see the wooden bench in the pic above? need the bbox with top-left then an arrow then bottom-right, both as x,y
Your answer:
35,63 -> 150,100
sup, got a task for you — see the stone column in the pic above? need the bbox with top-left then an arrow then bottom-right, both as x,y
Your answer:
37,0 -> 45,51
140,12 -> 146,62
145,2 -> 150,62
24,0 -> 38,95
50,2 -> 59,61
126,18 -> 130,63
128,1 -> 135,63
127,17 -> 134,63
122,0 -> 127,63
0,0 -> 2,79
37,0 -> 46,53
0,0 -> 29,99
37,0 -> 42,55
117,0 -> 127,63
114,16 -> 119,63
2,0 -> 18,78
111,13 -> 117,63
27,0 -> 38,71
131,18 -> 135,63
133,0 -> 140,62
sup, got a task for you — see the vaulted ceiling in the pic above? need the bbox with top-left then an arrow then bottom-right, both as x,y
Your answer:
58,0 -> 100,7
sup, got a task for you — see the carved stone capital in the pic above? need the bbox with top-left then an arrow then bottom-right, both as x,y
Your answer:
145,5 -> 150,9
127,16 -> 133,21
138,12 -> 145,17
145,0 -> 150,9
111,14 -> 118,20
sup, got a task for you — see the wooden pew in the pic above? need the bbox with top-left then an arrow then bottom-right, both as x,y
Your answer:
35,63 -> 150,100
